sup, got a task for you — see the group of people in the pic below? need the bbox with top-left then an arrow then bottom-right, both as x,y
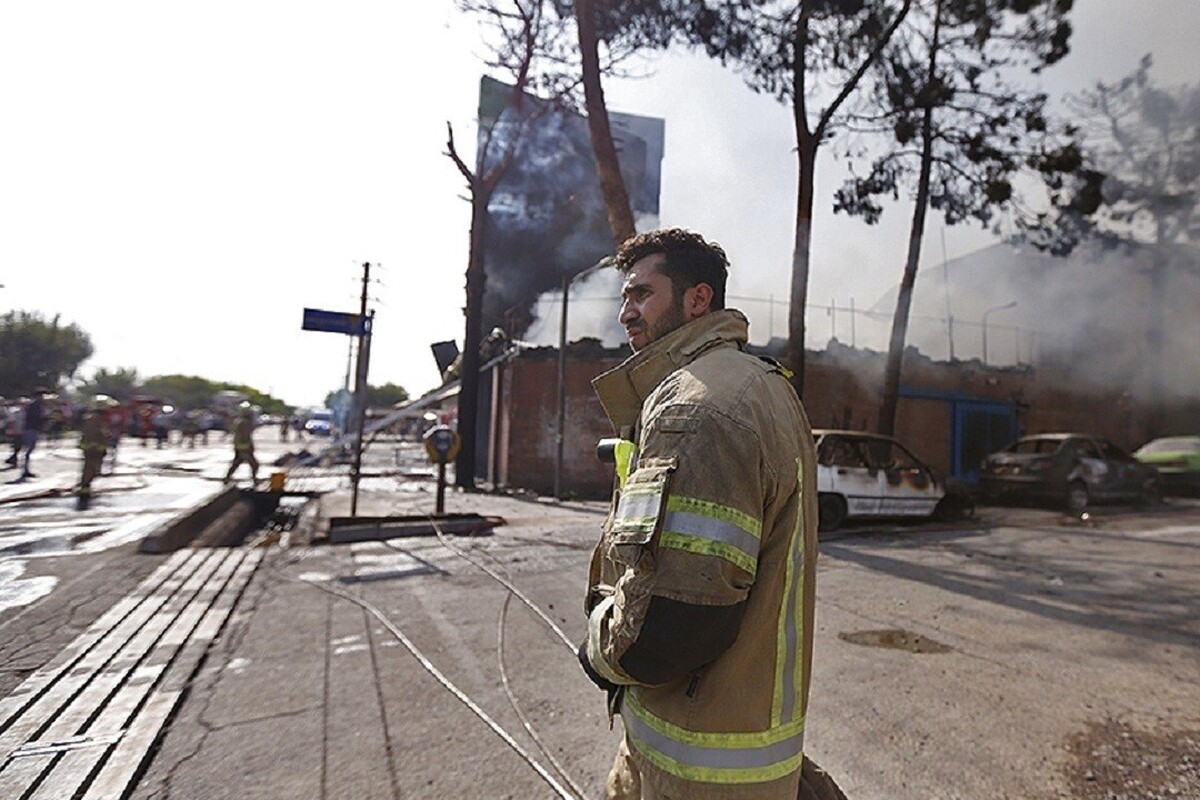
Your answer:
3,393 -> 262,497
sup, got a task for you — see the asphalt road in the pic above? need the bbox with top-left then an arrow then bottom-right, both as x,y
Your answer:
2,433 -> 1198,799
809,502 -> 1200,799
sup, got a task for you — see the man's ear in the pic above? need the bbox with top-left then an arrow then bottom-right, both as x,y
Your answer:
685,283 -> 714,319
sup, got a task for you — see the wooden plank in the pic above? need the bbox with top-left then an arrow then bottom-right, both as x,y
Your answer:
0,550 -> 221,762
26,551 -> 250,800
0,549 -> 196,733
79,549 -> 263,800
0,550 -> 231,797
0,730 -> 124,800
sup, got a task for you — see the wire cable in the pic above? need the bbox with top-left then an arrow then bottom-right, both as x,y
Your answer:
281,570 -> 580,800
424,516 -> 575,652
497,593 -> 590,800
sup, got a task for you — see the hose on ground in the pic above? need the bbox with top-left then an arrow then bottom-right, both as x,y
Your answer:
498,593 -> 590,800
424,516 -> 575,652
280,568 -> 581,800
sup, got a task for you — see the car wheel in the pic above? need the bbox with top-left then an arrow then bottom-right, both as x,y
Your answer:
1065,481 -> 1089,513
818,494 -> 847,533
934,494 -> 975,521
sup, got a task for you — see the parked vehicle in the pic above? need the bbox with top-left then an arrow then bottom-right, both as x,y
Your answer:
304,409 -> 334,437
813,430 -> 971,532
979,433 -> 1160,512
1134,435 -> 1200,495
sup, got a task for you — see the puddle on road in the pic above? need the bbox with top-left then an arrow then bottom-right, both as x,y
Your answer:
0,561 -> 57,613
838,628 -> 952,654
0,529 -> 107,558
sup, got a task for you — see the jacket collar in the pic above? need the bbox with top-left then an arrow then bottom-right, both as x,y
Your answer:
592,309 -> 749,431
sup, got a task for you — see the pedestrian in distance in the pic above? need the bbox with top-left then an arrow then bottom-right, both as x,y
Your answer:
224,404 -> 259,484
3,399 -> 25,469
8,389 -> 48,481
152,406 -> 172,448
577,229 -> 844,800
77,400 -> 108,506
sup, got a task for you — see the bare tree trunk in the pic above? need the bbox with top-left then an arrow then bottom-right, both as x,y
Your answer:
575,0 -> 636,247
787,12 -> 815,397
784,1 -> 912,397
455,193 -> 490,491
788,141 -> 817,398
877,0 -> 941,437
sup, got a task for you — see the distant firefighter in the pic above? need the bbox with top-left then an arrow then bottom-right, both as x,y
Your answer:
78,401 -> 109,499
224,405 -> 259,484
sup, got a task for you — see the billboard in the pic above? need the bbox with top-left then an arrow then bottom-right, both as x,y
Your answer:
475,76 -> 664,338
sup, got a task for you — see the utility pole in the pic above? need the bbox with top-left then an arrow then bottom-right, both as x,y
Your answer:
350,262 -> 373,516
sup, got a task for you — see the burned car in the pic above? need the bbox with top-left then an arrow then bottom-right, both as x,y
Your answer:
814,430 -> 970,532
979,433 -> 1160,512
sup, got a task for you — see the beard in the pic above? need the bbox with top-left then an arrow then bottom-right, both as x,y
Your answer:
629,297 -> 690,352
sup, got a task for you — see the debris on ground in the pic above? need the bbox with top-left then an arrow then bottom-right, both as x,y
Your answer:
1059,718 -> 1200,799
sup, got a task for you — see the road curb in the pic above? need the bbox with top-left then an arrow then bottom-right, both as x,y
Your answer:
138,485 -> 242,554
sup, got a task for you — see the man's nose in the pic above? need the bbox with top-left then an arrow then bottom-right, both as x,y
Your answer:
619,301 -> 637,324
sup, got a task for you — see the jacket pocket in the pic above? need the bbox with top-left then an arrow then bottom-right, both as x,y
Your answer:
609,456 -> 677,564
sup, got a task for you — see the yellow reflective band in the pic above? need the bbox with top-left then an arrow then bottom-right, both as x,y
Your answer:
612,483 -> 664,537
658,495 -> 761,574
773,458 -> 806,726
667,495 -> 760,537
657,533 -> 757,575
614,439 -> 637,490
624,690 -> 805,784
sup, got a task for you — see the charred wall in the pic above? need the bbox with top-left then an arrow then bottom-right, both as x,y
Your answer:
488,339 -> 1194,498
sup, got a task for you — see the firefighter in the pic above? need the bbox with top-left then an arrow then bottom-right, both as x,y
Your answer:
77,398 -> 109,500
223,404 -> 259,484
578,229 -> 842,800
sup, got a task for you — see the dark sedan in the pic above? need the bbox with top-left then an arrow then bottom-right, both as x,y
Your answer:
980,433 -> 1160,512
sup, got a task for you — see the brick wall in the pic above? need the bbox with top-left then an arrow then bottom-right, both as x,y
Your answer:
491,345 -> 624,499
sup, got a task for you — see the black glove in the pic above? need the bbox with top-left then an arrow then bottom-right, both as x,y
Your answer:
577,641 -> 618,694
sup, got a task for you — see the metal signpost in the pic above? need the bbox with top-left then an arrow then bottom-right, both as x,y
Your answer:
300,262 -> 375,516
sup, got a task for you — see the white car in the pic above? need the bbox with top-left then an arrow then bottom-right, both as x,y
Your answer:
814,430 -> 965,532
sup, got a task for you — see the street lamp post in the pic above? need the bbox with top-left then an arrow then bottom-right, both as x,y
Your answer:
982,301 -> 1018,366
555,256 -> 614,499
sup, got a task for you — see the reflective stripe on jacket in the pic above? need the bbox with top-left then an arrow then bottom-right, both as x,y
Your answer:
587,309 -> 819,799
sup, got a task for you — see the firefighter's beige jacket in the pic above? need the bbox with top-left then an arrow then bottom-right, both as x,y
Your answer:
586,309 -> 819,799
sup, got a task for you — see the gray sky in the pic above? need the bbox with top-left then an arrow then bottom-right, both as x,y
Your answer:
1,0 -> 1196,407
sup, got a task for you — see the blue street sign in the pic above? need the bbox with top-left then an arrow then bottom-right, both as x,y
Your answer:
302,308 -> 364,336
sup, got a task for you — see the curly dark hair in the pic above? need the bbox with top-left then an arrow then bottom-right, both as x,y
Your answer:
614,228 -> 728,310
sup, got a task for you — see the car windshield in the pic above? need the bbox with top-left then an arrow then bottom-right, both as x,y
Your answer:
1010,438 -> 1063,455
1137,437 -> 1200,455
311,412 -> 332,422
817,435 -> 923,471
865,439 -> 922,470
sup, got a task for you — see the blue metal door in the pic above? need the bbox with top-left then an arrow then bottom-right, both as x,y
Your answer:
955,402 -> 1017,483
